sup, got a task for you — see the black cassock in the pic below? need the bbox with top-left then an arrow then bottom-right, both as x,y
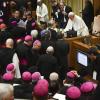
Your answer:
0,48 -> 15,75
14,83 -> 33,99
10,26 -> 26,40
0,29 -> 12,46
37,54 -> 58,79
26,18 -> 36,35
16,42 -> 34,74
55,39 -> 69,80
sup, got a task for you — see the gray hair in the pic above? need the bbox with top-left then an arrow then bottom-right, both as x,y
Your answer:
68,12 -> 75,17
0,83 -> 13,100
5,38 -> 14,48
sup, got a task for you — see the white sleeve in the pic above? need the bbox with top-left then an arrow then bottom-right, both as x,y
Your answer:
36,6 -> 42,17
80,19 -> 89,36
12,53 -> 21,78
64,19 -> 72,32
41,4 -> 48,17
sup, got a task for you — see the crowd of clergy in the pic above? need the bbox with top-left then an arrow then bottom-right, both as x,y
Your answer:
0,0 -> 100,100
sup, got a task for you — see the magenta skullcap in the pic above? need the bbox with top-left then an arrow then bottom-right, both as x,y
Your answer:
25,35 -> 33,41
66,86 -> 81,99
32,22 -> 36,27
67,71 -> 76,79
38,79 -> 49,87
33,83 -> 48,97
3,73 -> 14,81
22,71 -> 32,81
80,82 -> 94,93
0,18 -> 3,23
0,23 -> 6,29
33,40 -> 41,49
11,21 -> 17,26
6,63 -> 14,72
32,72 -> 41,81
93,83 -> 97,90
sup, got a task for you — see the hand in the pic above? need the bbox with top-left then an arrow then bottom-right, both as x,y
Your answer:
71,70 -> 79,77
62,11 -> 67,15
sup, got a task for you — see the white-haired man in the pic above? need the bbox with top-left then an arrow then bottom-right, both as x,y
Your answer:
0,38 -> 21,79
36,0 -> 49,24
37,46 -> 58,79
64,12 -> 89,37
0,83 -> 14,100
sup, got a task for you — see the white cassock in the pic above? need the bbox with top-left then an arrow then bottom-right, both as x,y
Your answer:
36,3 -> 49,23
64,15 -> 89,37
92,15 -> 100,35
12,53 -> 21,78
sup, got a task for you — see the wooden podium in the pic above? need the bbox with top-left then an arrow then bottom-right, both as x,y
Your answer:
64,36 -> 100,69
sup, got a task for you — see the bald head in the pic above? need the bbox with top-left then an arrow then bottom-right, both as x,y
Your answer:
6,38 -> 14,48
46,46 -> 54,55
0,83 -> 14,100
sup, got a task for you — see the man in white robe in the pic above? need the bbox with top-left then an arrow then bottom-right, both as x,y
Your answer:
92,15 -> 100,36
64,12 -> 89,37
36,0 -> 49,24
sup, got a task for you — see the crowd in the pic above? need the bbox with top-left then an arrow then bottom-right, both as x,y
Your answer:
0,0 -> 100,100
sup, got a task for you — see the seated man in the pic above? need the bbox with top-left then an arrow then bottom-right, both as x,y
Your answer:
64,12 -> 89,37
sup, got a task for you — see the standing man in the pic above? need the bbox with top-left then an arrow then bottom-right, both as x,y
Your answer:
64,12 -> 89,37
16,35 -> 34,74
37,46 -> 58,79
50,0 -> 59,22
58,2 -> 72,28
0,38 -> 21,79
82,0 -> 94,33
36,0 -> 49,24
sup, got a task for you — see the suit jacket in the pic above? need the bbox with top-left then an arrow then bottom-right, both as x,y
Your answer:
58,6 -> 72,28
14,83 -> 33,99
37,54 -> 58,79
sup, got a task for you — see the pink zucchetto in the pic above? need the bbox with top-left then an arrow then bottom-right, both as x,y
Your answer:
66,86 -> 81,99
0,18 -> 4,23
22,71 -> 32,81
33,80 -> 48,97
6,63 -> 14,72
32,72 -> 41,81
11,21 -> 17,26
32,22 -> 36,27
38,79 -> 49,87
33,40 -> 41,49
67,71 -> 76,79
80,82 -> 95,93
25,35 -> 33,41
3,73 -> 14,81
0,23 -> 6,29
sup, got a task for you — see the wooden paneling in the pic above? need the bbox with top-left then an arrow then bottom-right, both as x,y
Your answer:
64,36 -> 100,69
93,0 -> 100,15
